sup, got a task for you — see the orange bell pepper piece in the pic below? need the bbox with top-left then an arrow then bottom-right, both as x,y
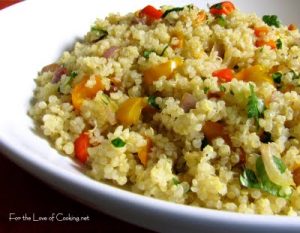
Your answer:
71,75 -> 104,110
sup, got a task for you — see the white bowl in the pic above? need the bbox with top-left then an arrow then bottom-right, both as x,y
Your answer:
0,0 -> 299,232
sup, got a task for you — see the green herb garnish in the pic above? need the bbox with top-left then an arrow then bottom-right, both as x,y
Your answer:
247,84 -> 264,125
240,157 -> 292,198
240,168 -> 261,189
276,39 -> 282,49
162,7 -> 184,18
272,72 -> 282,84
90,27 -> 108,43
143,50 -> 155,59
160,45 -> 169,56
204,87 -> 210,94
143,45 -> 168,59
262,15 -> 280,28
256,157 -> 291,198
111,137 -> 126,148
273,156 -> 287,173
70,71 -> 78,78
172,177 -> 180,185
215,15 -> 227,27
219,85 -> 226,92
58,75 -> 76,94
148,96 -> 160,109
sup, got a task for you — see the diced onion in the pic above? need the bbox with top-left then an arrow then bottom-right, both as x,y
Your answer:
103,46 -> 119,59
260,143 -> 295,186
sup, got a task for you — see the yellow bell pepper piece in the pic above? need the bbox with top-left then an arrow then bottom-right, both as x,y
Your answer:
138,137 -> 152,166
171,32 -> 184,49
116,97 -> 147,126
143,57 -> 183,85
72,75 -> 104,110
235,65 -> 274,86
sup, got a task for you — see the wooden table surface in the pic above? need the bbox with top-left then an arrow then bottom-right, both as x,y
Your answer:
0,154 -> 155,233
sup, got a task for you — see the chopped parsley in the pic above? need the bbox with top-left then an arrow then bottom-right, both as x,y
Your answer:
219,85 -> 226,92
240,168 -> 260,189
276,39 -> 282,49
240,157 -> 292,198
148,96 -> 160,109
273,156 -> 287,174
204,87 -> 210,94
247,84 -> 264,125
172,177 -> 180,185
70,71 -> 78,78
143,50 -> 155,59
162,7 -> 184,18
272,72 -> 282,84
215,15 -> 227,27
111,137 -> 126,148
262,15 -> 280,28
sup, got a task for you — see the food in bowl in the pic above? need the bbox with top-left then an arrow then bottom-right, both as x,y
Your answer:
29,1 -> 300,215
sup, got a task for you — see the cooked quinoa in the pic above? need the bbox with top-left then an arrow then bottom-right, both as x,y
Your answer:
29,2 -> 300,216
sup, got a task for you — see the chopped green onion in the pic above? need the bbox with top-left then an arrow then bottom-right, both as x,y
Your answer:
272,72 -> 282,84
143,50 -> 155,59
276,39 -> 282,49
160,45 -> 169,56
262,15 -> 280,28
90,27 -> 108,43
111,137 -> 126,148
148,96 -> 160,109
162,7 -> 184,18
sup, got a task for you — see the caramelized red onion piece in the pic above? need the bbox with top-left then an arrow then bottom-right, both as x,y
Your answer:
180,93 -> 197,113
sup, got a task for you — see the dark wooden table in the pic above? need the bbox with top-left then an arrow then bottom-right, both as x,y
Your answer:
0,154 -> 154,233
